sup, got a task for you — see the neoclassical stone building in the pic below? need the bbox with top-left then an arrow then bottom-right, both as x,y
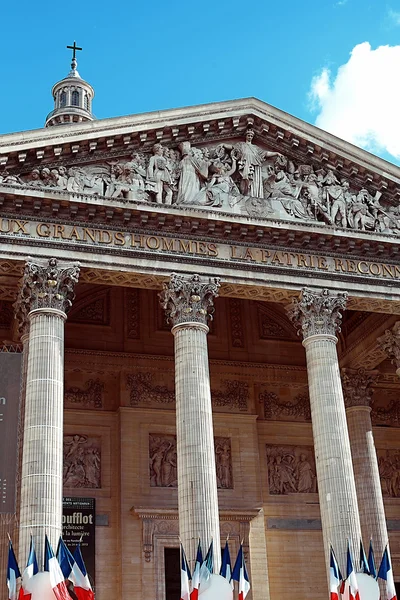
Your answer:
1,51 -> 400,600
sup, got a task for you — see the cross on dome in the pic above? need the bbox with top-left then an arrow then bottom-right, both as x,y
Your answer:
66,41 -> 82,71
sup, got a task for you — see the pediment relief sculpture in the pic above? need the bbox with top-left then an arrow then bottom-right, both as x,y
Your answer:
1,128 -> 398,235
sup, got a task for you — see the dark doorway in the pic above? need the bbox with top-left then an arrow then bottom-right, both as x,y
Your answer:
165,547 -> 180,600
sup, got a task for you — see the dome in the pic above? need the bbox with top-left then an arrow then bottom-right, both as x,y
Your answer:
45,42 -> 95,127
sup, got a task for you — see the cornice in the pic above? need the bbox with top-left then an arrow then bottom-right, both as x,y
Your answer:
1,97 -> 399,196
0,193 -> 400,261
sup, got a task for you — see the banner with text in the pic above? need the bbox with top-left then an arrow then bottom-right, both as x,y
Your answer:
0,351 -> 22,513
63,496 -> 96,584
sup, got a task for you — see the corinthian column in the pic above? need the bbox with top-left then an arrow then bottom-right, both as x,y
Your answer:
160,273 -> 221,571
287,289 -> 361,574
342,368 -> 389,563
16,258 -> 80,568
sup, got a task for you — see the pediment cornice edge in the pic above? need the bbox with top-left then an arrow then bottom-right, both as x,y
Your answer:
0,97 -> 399,185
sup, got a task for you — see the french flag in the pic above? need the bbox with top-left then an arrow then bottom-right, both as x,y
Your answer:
44,535 -> 71,600
180,544 -> 191,600
360,540 -> 370,575
378,546 -> 397,600
199,541 -> 214,587
220,539 -> 233,589
346,543 -> 360,600
232,544 -> 250,600
6,539 -> 21,600
190,540 -> 202,600
329,546 -> 342,600
56,537 -> 74,580
69,543 -> 95,600
368,540 -> 377,579
19,536 -> 38,600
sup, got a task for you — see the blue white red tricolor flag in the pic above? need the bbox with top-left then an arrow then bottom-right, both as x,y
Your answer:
360,540 -> 370,575
199,540 -> 214,587
329,546 -> 342,600
378,546 -> 397,600
368,540 -> 377,579
69,543 -> 95,600
44,535 -> 71,600
232,544 -> 250,600
190,540 -> 203,600
180,544 -> 191,600
6,539 -> 21,600
19,536 -> 38,600
56,537 -> 74,580
220,539 -> 233,589
346,543 -> 360,600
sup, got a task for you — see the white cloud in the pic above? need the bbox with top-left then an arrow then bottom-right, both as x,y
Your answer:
308,42 -> 400,161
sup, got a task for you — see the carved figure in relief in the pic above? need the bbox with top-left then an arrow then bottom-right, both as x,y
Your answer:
378,452 -> 400,498
64,434 -> 87,459
146,144 -> 174,204
176,141 -> 209,205
161,443 -> 178,487
149,434 -> 177,487
149,433 -> 233,488
52,166 -> 68,189
83,448 -> 101,487
192,159 -> 239,208
220,129 -> 282,198
215,438 -> 233,489
67,165 -> 108,195
295,453 -> 314,493
266,445 -> 316,495
63,435 -> 101,488
7,127 -> 400,236
269,157 -> 309,219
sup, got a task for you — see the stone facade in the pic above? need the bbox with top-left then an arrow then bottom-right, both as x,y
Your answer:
1,97 -> 400,600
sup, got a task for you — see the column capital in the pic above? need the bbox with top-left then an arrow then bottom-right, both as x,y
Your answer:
286,288 -> 347,339
15,257 -> 80,322
159,273 -> 220,328
377,321 -> 400,373
341,367 -> 379,409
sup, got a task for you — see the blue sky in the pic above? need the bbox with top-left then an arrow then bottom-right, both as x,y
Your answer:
2,1 -> 400,163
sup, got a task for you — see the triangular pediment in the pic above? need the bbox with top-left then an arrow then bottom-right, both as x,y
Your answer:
0,97 -> 399,237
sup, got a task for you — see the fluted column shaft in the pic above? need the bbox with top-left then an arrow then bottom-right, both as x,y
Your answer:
287,289 -> 361,577
346,405 -> 388,558
303,335 -> 362,567
19,308 -> 66,567
160,273 -> 221,571
15,258 -> 79,568
173,321 -> 220,571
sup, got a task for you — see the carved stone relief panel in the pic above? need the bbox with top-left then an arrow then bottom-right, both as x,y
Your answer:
261,390 -> 311,421
149,434 -> 233,489
212,381 -> 248,412
372,392 -> 400,427
69,289 -> 110,325
228,298 -> 245,348
63,435 -> 101,488
257,303 -> 297,341
125,288 -> 140,339
4,129 -> 397,235
266,445 -> 317,495
64,379 -> 104,409
378,449 -> 400,498
149,434 -> 177,488
215,437 -> 233,489
127,372 -> 248,412
127,372 -> 175,407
